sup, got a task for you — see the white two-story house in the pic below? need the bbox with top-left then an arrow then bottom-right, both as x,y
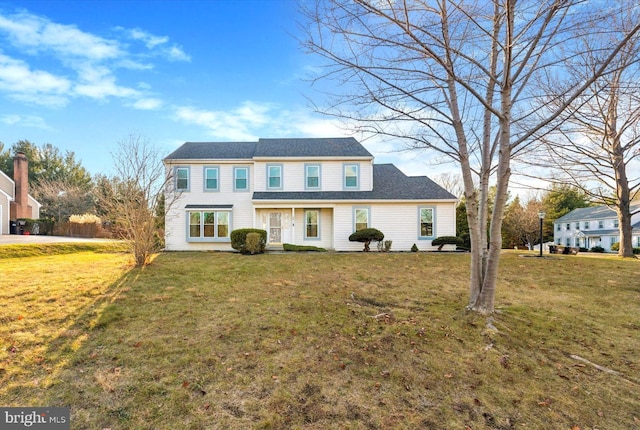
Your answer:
163,137 -> 457,251
553,203 -> 640,251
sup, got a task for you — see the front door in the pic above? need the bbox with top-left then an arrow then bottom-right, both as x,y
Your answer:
269,212 -> 282,244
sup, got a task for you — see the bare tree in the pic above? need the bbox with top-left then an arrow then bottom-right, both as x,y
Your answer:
96,134 -> 176,267
33,178 -> 94,223
433,172 -> 464,199
302,0 -> 640,313
525,9 -> 640,257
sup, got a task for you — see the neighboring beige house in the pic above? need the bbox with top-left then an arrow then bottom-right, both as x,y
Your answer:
0,152 -> 41,235
164,137 -> 457,251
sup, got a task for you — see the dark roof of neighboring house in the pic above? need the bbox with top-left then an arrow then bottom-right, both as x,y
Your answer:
555,203 -> 640,223
164,137 -> 373,160
253,164 -> 456,201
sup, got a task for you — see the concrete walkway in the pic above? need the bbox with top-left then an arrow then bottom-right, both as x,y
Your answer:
0,234 -> 119,245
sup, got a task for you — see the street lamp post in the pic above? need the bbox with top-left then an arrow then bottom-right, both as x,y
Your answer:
538,211 -> 546,257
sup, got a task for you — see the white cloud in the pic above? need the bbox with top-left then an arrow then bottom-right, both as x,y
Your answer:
0,11 -> 185,108
166,45 -> 190,62
127,28 -> 169,48
0,52 -> 70,106
117,26 -> 191,62
0,12 -> 120,60
131,97 -> 163,110
174,103 -> 264,141
1,113 -> 50,129
173,102 -> 358,142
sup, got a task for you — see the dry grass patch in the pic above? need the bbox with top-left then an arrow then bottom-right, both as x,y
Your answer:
1,249 -> 639,429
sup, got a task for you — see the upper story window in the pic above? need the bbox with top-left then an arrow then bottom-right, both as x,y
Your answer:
419,207 -> 435,238
234,167 -> 249,191
267,164 -> 282,189
305,164 -> 320,189
344,164 -> 359,189
598,220 -> 604,229
614,219 -> 619,228
204,167 -> 219,191
175,167 -> 189,191
566,223 -> 570,230
354,207 -> 369,231
584,221 -> 590,230
575,222 -> 580,229
556,224 -> 561,231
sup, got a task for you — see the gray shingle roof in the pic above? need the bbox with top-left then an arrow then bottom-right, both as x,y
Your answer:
165,141 -> 257,160
164,137 -> 373,161
555,203 -> 640,223
255,137 -> 372,157
253,164 -> 456,201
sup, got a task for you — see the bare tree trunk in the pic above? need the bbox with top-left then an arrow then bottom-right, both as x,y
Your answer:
302,0 -> 640,313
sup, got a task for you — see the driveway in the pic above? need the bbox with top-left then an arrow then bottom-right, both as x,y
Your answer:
0,234 -> 119,245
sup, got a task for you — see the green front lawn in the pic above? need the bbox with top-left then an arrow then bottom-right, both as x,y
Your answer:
1,246 -> 639,429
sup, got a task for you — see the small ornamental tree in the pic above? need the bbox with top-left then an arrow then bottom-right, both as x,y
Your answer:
349,228 -> 384,252
432,236 -> 464,251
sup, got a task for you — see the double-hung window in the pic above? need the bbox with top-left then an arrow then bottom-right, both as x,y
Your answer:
419,207 -> 435,238
305,164 -> 320,189
175,167 -> 189,191
598,220 -> 604,229
584,221 -> 589,230
344,164 -> 359,189
234,167 -> 249,191
566,223 -> 570,230
354,207 -> 369,231
204,167 -> 219,191
267,164 -> 282,189
188,210 -> 230,241
305,210 -> 320,239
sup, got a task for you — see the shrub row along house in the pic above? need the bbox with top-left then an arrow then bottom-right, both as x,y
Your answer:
163,138 -> 457,251
553,203 -> 640,252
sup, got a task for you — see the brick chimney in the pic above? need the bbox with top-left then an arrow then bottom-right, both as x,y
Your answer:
9,152 -> 32,220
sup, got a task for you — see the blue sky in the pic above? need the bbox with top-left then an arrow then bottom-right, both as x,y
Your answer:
0,0 -> 431,178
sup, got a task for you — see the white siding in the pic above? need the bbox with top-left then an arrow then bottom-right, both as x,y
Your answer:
28,195 -> 40,219
165,162 -> 254,251
0,192 -> 10,235
164,161 -> 456,252
253,159 -> 373,192
333,201 -> 456,251
0,172 -> 13,199
293,208 -> 334,249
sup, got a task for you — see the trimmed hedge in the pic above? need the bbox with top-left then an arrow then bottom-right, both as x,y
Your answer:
349,228 -> 384,252
283,243 -> 327,252
432,236 -> 464,251
590,246 -> 605,253
230,229 -> 267,254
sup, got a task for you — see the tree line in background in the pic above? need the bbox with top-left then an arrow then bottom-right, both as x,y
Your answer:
0,135 -> 169,267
